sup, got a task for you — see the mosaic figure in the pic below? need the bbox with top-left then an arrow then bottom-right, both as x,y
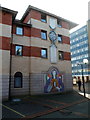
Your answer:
44,68 -> 64,93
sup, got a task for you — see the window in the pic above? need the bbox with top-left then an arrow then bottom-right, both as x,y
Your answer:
14,72 -> 22,88
76,32 -> 78,35
41,14 -> 46,22
16,27 -> 23,35
58,35 -> 62,43
15,45 -> 22,56
41,48 -> 47,58
58,51 -> 63,60
41,30 -> 47,40
57,20 -> 62,27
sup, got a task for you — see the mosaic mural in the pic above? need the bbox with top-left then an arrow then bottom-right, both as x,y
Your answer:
44,67 -> 64,93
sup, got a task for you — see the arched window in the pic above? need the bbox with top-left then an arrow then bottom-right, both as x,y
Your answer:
14,72 -> 23,88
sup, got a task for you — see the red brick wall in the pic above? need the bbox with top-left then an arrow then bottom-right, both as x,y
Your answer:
62,36 -> 70,44
11,44 -> 15,55
24,27 -> 31,37
0,11 -> 12,51
11,44 -> 41,57
12,25 -> 16,34
23,46 -> 30,56
30,46 -> 41,57
31,28 -> 41,38
23,10 -> 41,23
13,25 -> 40,38
61,21 -> 69,29
0,11 -> 12,25
23,12 -> 31,23
13,25 -> 70,45
64,52 -> 71,61
12,24 -> 31,37
0,36 -> 11,50
11,43 -> 71,61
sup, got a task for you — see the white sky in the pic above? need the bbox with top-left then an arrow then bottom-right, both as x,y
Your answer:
0,0 -> 90,32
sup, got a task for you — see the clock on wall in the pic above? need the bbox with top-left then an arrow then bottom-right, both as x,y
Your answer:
49,31 -> 57,43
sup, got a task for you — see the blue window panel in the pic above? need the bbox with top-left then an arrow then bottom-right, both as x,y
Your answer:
71,38 -> 88,46
41,49 -> 47,58
58,35 -> 62,42
41,31 -> 47,40
41,14 -> 46,23
71,57 -> 89,64
58,24 -> 62,28
71,51 -> 88,58
41,19 -> 46,22
15,46 -> 22,56
88,71 -> 90,75
71,44 -> 88,51
15,77 -> 22,88
16,27 -> 23,35
70,25 -> 87,39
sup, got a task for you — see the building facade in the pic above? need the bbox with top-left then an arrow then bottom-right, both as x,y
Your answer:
0,5 -> 77,100
70,21 -> 90,83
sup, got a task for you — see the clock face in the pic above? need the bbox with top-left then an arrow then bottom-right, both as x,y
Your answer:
49,31 -> 57,43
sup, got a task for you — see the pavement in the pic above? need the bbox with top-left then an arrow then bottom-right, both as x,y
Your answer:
73,81 -> 90,99
1,82 -> 90,120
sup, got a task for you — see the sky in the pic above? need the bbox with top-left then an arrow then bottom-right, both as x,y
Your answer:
0,0 -> 90,32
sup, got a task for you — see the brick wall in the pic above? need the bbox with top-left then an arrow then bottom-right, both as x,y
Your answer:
64,52 -> 71,61
11,44 -> 41,57
0,11 -> 12,25
23,9 -> 41,23
31,27 -> 41,38
61,21 -> 69,29
0,36 -> 11,50
12,24 -> 31,37
62,36 -> 70,44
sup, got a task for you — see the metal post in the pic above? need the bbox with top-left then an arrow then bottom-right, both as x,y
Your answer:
81,64 -> 86,97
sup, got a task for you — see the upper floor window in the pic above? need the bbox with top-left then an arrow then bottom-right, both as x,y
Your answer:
15,45 -> 23,56
76,32 -> 78,35
16,27 -> 23,35
58,35 -> 62,43
58,51 -> 64,60
41,14 -> 47,22
41,30 -> 47,40
41,48 -> 47,58
57,20 -> 62,27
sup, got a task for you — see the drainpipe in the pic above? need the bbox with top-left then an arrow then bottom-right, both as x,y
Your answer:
8,19 -> 13,100
29,24 -> 32,95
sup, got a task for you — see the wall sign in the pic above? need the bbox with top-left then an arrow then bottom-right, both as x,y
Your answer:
49,17 -> 56,29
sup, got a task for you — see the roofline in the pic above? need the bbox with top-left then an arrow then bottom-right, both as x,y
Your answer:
21,5 -> 78,29
14,19 -> 32,27
0,6 -> 18,20
70,24 -> 87,35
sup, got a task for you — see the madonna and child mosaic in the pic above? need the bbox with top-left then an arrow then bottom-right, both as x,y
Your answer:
44,67 -> 64,93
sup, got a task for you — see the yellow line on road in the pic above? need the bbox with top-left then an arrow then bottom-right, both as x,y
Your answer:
0,103 -> 25,117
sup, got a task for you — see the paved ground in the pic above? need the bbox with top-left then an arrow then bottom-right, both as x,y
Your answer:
1,83 -> 90,120
73,81 -> 90,99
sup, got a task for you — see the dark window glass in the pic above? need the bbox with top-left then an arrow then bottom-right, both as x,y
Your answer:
16,27 -> 23,35
14,72 -> 22,88
58,35 -> 62,43
57,20 -> 62,27
41,30 -> 47,40
41,14 -> 46,22
15,46 -> 22,56
58,51 -> 63,60
41,48 -> 47,58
